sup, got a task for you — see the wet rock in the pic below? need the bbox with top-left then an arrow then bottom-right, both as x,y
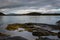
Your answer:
32,31 -> 44,36
6,23 -> 22,31
7,36 -> 27,40
0,36 -> 27,40
0,33 -> 10,36
6,23 -> 34,32
32,28 -> 58,36
0,36 -> 10,40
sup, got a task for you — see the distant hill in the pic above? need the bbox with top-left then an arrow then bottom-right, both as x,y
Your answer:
7,13 -> 21,16
0,12 -> 5,15
6,12 -> 60,16
25,12 -> 42,15
6,12 -> 42,16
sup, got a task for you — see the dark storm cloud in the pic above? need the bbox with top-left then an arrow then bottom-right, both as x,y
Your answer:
0,0 -> 60,13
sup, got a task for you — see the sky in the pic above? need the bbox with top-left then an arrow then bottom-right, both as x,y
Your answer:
0,0 -> 60,14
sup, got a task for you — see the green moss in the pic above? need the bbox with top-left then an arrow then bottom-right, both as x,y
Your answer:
6,24 -> 20,30
6,23 -> 57,36
6,25 -> 19,30
6,23 -> 33,32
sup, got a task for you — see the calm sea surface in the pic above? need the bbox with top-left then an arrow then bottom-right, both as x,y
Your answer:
0,16 -> 60,40
0,16 -> 60,24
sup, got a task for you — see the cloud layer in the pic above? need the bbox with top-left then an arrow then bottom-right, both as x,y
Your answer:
0,0 -> 60,13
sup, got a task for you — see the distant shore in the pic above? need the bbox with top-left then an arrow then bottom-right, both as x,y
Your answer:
1,14 -> 60,16
0,12 -> 60,16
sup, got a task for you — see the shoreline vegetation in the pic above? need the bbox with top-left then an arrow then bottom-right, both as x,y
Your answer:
0,12 -> 60,16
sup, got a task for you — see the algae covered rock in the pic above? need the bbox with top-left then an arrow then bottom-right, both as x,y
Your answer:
6,23 -> 24,31
6,23 -> 34,32
6,24 -> 19,31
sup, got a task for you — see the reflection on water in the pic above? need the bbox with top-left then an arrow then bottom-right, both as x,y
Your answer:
0,16 -> 60,40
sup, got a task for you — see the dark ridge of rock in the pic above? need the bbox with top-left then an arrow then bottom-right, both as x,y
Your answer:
0,36 -> 27,40
0,12 -> 5,15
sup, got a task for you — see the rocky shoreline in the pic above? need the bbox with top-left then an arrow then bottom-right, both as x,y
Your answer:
0,23 -> 60,40
5,23 -> 59,36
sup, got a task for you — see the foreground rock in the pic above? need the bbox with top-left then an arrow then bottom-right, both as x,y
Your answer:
6,23 -> 20,30
5,23 -> 58,36
0,32 -> 27,40
6,23 -> 33,32
0,36 -> 27,40
32,28 -> 58,36
0,33 -> 9,36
